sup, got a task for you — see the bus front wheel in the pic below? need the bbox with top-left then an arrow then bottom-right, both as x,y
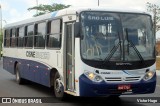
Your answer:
15,64 -> 24,84
53,72 -> 65,98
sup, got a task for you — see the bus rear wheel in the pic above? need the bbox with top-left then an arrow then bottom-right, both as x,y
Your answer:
53,72 -> 65,99
15,64 -> 24,84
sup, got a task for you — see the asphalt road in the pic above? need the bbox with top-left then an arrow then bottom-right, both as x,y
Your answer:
0,59 -> 160,106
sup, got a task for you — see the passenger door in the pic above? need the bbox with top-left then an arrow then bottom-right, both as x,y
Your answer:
66,23 -> 75,91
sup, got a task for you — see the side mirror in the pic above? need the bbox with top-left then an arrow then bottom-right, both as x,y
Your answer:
74,22 -> 80,37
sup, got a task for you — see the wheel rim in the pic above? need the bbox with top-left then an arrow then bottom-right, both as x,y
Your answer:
16,68 -> 20,82
55,78 -> 62,94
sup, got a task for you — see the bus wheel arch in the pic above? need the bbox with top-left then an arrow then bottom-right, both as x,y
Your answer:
50,68 -> 65,98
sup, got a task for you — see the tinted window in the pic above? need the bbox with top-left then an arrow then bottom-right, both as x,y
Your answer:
11,29 -> 17,47
18,27 -> 24,47
25,25 -> 34,47
34,22 -> 46,48
4,30 -> 10,47
47,19 -> 62,48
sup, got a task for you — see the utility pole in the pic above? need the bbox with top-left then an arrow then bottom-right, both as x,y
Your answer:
98,0 -> 99,6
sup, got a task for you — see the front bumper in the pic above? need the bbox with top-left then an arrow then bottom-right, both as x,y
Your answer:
79,74 -> 156,97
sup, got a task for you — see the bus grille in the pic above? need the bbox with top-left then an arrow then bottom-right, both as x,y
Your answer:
105,76 -> 141,82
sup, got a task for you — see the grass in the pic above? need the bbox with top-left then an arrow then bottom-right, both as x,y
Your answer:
156,57 -> 160,70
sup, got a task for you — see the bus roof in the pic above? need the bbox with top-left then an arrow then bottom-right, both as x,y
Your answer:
4,7 -> 149,29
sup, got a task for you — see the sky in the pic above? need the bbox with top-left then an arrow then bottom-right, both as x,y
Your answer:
0,0 -> 160,38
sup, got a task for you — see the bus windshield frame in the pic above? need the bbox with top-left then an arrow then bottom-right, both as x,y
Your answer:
80,11 -> 155,63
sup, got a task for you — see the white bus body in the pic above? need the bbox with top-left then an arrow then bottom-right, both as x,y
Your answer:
3,7 -> 156,97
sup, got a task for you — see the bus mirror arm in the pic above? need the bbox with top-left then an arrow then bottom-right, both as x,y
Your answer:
74,22 -> 80,37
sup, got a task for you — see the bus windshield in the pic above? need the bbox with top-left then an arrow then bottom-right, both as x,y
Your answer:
80,12 -> 155,62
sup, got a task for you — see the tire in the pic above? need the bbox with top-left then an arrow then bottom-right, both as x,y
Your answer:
15,64 -> 24,84
53,72 -> 65,99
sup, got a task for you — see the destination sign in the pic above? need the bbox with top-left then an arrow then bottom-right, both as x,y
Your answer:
87,15 -> 114,21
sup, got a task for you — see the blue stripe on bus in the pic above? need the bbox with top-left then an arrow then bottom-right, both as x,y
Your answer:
3,56 -> 51,87
51,11 -> 58,17
79,74 -> 156,97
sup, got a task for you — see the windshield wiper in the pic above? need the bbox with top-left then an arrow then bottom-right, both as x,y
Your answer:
125,28 -> 144,62
103,42 -> 121,64
103,31 -> 122,64
128,41 -> 144,62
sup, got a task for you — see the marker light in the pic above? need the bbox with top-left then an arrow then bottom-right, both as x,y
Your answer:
84,70 -> 103,82
143,71 -> 155,81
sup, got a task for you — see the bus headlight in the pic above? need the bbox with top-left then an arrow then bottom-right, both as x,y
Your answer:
143,71 -> 155,81
84,71 -> 103,82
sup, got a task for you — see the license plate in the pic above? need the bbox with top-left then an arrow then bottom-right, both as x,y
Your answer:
118,85 -> 131,90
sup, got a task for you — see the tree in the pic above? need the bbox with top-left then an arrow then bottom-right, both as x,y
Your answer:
146,2 -> 160,36
28,3 -> 71,17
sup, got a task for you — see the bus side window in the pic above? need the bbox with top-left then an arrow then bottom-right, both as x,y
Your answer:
18,27 -> 24,47
25,25 -> 34,48
16,28 -> 19,47
46,19 -> 62,48
4,30 -> 7,47
5,29 -> 10,47
34,22 -> 46,48
24,26 -> 28,47
10,28 -> 17,47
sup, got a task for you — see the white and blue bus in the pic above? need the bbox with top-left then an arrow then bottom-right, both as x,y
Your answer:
3,7 -> 156,98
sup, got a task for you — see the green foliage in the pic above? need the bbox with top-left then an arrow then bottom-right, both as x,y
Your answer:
28,3 -> 71,17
